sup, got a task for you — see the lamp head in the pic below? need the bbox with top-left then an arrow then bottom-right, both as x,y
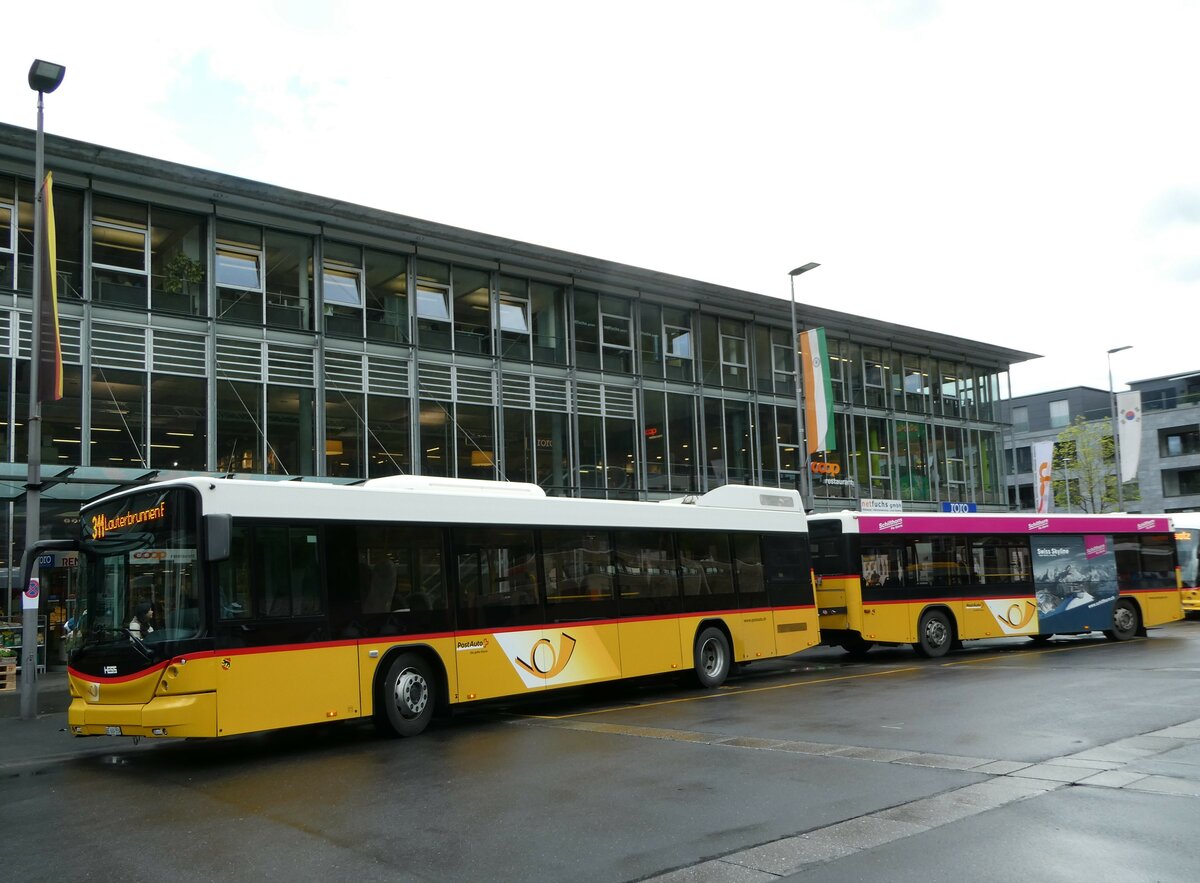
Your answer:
789,262 -> 821,277
1107,345 -> 1132,355
28,59 -> 66,94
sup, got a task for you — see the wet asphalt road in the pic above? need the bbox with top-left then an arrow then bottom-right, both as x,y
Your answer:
4,619 -> 1200,882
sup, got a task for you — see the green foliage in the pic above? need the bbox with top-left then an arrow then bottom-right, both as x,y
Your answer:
163,251 -> 203,294
1050,416 -> 1139,513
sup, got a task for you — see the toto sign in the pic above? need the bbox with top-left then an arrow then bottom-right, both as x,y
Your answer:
810,461 -> 842,476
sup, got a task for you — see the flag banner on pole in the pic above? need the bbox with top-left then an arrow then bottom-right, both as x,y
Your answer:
37,171 -> 62,403
800,327 -> 835,455
1033,439 -> 1054,513
1116,390 -> 1142,483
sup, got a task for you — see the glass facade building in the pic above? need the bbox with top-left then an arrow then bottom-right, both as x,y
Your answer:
0,123 -> 1036,638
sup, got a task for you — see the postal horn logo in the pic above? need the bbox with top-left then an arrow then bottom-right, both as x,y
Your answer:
515,632 -> 577,679
999,600 -> 1037,629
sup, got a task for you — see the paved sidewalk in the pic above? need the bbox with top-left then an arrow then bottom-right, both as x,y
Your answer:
0,671 -> 148,768
0,668 -> 70,719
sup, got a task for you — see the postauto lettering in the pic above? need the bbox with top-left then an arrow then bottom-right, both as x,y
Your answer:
810,462 -> 842,476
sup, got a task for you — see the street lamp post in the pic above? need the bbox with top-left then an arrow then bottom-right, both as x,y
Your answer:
21,59 -> 66,721
788,263 -> 820,509
1107,345 -> 1132,513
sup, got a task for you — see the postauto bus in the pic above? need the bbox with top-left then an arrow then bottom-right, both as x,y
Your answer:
809,511 -> 1184,658
38,476 -> 820,740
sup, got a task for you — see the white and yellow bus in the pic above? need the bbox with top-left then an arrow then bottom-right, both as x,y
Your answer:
809,511 -> 1184,658
55,476 -> 818,739
1174,514 -> 1200,615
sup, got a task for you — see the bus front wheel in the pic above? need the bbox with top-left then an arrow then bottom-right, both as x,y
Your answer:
694,627 -> 732,688
913,610 -> 953,659
841,632 -> 874,658
1104,600 -> 1139,642
378,653 -> 435,737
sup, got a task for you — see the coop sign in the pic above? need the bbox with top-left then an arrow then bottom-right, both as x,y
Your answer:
91,502 -> 167,540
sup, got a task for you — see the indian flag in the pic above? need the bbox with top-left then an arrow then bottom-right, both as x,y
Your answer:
800,327 -> 835,455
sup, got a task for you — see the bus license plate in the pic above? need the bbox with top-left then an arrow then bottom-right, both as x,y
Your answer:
105,726 -> 122,736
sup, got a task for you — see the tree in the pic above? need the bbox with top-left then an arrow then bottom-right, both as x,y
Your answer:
1051,416 -> 1139,513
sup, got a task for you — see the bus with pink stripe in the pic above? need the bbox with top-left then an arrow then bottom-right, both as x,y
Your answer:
809,511 -> 1184,658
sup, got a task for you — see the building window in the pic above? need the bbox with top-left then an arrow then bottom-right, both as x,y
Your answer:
498,275 -> 531,360
150,374 -> 207,471
216,221 -> 265,324
1163,468 -> 1200,497
1142,389 -> 1174,411
366,393 -> 411,478
666,326 -> 693,359
216,379 -> 263,473
719,320 -> 748,388
1015,446 -> 1033,473
151,208 -> 207,316
91,367 -> 147,468
416,260 -> 452,349
323,241 -> 365,339
264,231 -> 313,330
529,281 -> 566,365
600,296 -> 633,373
91,196 -> 149,308
364,249 -> 409,344
0,178 -> 13,288
1049,399 -> 1070,428
416,286 -> 450,320
1012,405 -> 1029,433
453,267 -> 491,355
1160,427 -> 1200,458
663,307 -> 693,381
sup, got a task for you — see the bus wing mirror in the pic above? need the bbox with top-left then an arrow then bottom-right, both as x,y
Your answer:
205,514 -> 232,562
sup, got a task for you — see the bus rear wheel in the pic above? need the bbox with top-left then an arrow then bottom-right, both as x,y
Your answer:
913,609 -> 953,659
1104,600 -> 1139,642
377,653 -> 435,737
694,627 -> 732,688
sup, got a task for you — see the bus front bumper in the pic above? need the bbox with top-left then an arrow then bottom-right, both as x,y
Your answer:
68,692 -> 217,738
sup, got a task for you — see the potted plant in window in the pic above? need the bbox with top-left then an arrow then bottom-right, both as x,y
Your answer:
162,251 -> 203,310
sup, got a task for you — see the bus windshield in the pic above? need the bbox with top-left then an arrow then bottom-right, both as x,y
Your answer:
1178,528 -> 1199,588
76,486 -> 202,651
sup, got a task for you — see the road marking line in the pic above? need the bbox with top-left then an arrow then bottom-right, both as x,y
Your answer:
516,666 -> 922,721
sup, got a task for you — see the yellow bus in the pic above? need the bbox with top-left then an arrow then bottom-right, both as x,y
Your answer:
809,511 -> 1184,658
1175,514 -> 1200,615
50,476 -> 818,739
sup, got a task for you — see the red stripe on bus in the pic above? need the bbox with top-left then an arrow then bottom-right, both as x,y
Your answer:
68,604 -> 818,680
67,661 -> 169,684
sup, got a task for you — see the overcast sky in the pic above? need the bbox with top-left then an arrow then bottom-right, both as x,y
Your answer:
4,1 -> 1197,397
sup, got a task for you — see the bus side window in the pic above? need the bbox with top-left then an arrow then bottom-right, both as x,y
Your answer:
861,537 -> 904,592
218,524 -> 252,619
732,533 -> 768,609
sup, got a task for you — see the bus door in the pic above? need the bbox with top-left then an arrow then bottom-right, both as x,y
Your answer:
614,531 -> 683,678
213,524 -> 360,736
452,528 -> 547,702
966,536 -> 1037,639
680,531 -> 771,661
860,536 -> 913,642
538,529 -> 622,688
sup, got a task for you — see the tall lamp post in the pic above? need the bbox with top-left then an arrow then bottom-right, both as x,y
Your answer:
789,262 -> 820,508
1107,345 -> 1132,513
21,59 -> 66,721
